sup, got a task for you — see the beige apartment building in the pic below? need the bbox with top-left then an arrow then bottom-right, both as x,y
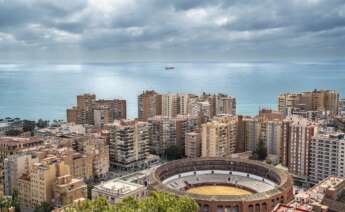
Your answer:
64,151 -> 93,180
54,174 -> 86,208
0,137 -> 44,197
148,116 -> 177,155
62,135 -> 110,179
67,93 -> 126,126
18,156 -> 86,209
185,131 -> 201,158
265,120 -> 282,156
242,117 -> 261,152
4,153 -> 37,196
108,120 -> 150,169
201,115 -> 238,157
278,90 -> 339,115
281,116 -> 318,178
138,90 -> 162,121
161,93 -> 192,118
148,115 -> 198,155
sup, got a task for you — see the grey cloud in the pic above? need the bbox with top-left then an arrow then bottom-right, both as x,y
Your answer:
0,0 -> 345,62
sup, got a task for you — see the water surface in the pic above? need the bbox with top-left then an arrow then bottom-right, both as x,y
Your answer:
0,62 -> 344,120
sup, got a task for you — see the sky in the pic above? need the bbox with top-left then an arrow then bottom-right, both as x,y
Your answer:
0,0 -> 345,63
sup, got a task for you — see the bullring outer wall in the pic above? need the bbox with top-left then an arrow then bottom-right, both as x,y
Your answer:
150,157 -> 293,212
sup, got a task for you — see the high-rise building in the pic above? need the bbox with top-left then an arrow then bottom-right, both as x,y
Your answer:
243,117 -> 261,152
189,100 -> 211,124
161,93 -> 191,118
281,116 -> 318,178
161,93 -> 179,118
108,120 -> 150,169
278,90 -> 339,116
309,132 -> 345,184
148,115 -> 198,155
215,94 -> 236,116
201,115 -> 238,157
197,93 -> 236,118
148,116 -> 176,155
265,120 -> 282,156
94,99 -> 127,127
138,90 -> 162,121
67,94 -> 126,126
185,131 -> 201,158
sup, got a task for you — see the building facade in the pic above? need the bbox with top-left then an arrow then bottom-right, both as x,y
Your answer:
278,90 -> 339,116
108,120 -> 150,169
185,131 -> 201,158
201,115 -> 238,157
67,94 -> 126,126
309,132 -> 345,184
138,90 -> 162,121
281,116 -> 318,178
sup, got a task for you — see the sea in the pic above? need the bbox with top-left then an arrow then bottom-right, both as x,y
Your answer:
0,62 -> 344,121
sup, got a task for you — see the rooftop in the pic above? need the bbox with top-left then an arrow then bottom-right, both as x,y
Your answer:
0,136 -> 44,146
94,179 -> 144,196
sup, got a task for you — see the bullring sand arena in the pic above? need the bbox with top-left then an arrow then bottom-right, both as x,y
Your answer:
150,158 -> 293,212
186,185 -> 253,196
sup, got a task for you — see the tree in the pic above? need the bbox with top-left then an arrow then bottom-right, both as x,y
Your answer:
139,191 -> 198,212
23,120 -> 36,136
252,139 -> 267,161
86,184 -> 94,199
34,202 -> 54,212
36,119 -> 49,128
165,145 -> 184,161
5,129 -> 22,136
12,189 -> 21,212
66,192 -> 198,212
0,191 -> 20,212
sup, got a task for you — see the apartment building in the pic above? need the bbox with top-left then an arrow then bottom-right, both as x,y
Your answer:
67,94 -> 126,126
108,120 -> 150,169
148,116 -> 176,155
243,117 -> 261,152
201,115 -> 238,157
185,131 -> 201,158
266,120 -> 282,156
64,135 -> 110,179
18,157 -> 86,209
215,94 -> 236,116
281,116 -> 318,178
54,174 -> 86,208
148,115 -> 198,155
4,153 -> 37,196
278,90 -> 339,116
161,93 -> 191,118
0,137 -> 44,197
309,132 -> 345,184
138,90 -> 162,121
189,99 -> 211,124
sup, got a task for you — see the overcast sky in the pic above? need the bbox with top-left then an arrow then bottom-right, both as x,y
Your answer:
0,0 -> 345,63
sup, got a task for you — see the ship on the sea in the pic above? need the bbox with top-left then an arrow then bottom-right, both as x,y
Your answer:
165,66 -> 175,70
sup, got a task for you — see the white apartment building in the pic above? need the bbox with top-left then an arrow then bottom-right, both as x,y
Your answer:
309,132 -> 345,184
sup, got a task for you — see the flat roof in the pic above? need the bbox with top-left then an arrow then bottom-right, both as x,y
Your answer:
94,179 -> 144,195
